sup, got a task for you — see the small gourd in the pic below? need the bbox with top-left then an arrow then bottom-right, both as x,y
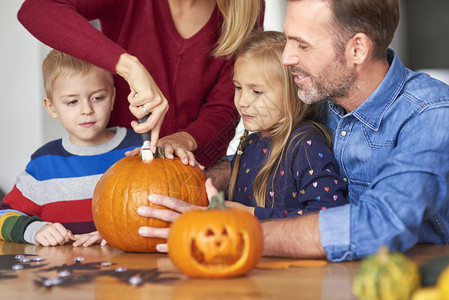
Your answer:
352,246 -> 421,300
168,192 -> 263,278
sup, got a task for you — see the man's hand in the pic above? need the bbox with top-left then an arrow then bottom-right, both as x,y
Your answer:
136,180 -> 213,252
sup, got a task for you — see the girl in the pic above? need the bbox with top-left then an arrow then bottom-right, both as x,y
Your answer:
134,31 -> 348,251
224,31 -> 348,220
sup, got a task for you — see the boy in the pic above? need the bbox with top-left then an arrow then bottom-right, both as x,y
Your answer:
0,50 -> 141,247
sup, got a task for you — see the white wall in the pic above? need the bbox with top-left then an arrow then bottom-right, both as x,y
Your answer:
226,0 -> 286,156
264,0 -> 287,31
0,1 -> 50,194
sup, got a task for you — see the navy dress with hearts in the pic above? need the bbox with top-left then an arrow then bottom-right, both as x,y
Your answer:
230,124 -> 348,221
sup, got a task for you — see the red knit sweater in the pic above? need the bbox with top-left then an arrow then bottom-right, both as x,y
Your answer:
18,0 -> 264,167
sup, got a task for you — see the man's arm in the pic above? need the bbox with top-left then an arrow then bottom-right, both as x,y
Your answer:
262,212 -> 326,258
136,178 -> 327,257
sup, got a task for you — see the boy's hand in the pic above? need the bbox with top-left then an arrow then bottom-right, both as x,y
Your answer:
71,231 -> 107,247
34,223 -> 71,246
125,147 -> 141,157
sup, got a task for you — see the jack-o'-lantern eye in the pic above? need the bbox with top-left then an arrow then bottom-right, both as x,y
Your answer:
191,227 -> 245,266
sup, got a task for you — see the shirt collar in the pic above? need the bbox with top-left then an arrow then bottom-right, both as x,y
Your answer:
330,49 -> 408,131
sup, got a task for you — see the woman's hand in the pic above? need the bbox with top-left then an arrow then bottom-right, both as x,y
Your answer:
34,223 -> 71,247
116,53 -> 169,151
71,231 -> 107,247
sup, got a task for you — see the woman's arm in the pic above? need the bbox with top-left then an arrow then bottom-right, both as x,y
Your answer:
18,0 -> 169,147
18,0 -> 125,73
176,58 -> 239,167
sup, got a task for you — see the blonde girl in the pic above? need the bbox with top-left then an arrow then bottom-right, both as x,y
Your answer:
225,31 -> 348,220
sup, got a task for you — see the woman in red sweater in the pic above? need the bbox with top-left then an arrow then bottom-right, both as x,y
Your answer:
18,0 -> 264,168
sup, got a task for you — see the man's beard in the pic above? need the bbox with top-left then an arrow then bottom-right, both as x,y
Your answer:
292,54 -> 356,105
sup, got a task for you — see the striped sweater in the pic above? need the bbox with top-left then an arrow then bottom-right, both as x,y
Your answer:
0,127 -> 141,244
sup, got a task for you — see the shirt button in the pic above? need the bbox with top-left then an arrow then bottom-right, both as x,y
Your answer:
341,130 -> 347,136
343,177 -> 348,182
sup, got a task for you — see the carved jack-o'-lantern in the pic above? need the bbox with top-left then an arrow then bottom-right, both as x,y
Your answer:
168,193 -> 263,278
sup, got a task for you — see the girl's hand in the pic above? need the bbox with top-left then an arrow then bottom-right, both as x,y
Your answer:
158,132 -> 202,168
223,200 -> 255,215
205,178 -> 254,214
124,133 -> 203,169
34,223 -> 71,246
71,231 -> 107,247
116,53 -> 169,151
205,177 -> 219,200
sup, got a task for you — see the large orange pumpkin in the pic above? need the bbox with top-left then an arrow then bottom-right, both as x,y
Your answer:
92,156 -> 208,252
168,193 -> 263,278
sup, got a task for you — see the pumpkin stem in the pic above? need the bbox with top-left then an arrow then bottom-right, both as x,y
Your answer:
377,245 -> 390,265
154,147 -> 165,159
208,192 -> 226,210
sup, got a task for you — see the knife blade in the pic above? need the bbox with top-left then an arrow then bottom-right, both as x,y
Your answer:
137,115 -> 153,162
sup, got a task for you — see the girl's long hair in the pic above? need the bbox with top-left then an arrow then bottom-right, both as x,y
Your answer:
213,0 -> 262,58
228,31 -> 332,207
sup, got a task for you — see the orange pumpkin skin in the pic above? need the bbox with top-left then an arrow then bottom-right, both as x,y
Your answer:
92,156 -> 208,252
168,207 -> 263,278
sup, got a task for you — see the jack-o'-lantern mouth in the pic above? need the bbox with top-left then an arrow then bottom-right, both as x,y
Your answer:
190,227 -> 246,267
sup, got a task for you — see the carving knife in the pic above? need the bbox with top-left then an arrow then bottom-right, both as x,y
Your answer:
138,115 -> 153,162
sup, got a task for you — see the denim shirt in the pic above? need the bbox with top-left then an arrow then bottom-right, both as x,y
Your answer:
318,49 -> 449,262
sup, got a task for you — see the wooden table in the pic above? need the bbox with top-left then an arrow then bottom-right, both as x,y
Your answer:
0,240 -> 447,300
